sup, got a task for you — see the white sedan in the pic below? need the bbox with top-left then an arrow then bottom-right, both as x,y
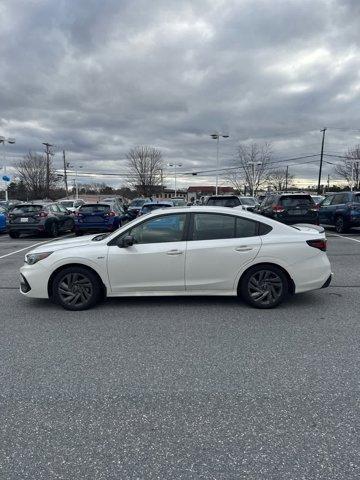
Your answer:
19,206 -> 332,310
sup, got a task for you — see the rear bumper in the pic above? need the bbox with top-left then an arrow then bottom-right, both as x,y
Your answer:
9,224 -> 45,233
288,254 -> 332,294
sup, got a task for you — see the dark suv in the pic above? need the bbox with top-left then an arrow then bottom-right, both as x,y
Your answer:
8,203 -> 74,238
256,194 -> 319,225
319,191 -> 360,233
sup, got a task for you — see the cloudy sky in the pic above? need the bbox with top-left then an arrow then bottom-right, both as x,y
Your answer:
1,0 -> 360,189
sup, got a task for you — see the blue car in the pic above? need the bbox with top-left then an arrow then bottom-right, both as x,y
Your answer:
0,207 -> 7,233
138,201 -> 174,216
319,191 -> 360,233
74,203 -> 123,236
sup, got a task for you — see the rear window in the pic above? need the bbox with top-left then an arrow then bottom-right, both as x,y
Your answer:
79,204 -> 110,213
11,205 -> 43,214
142,204 -> 171,214
279,196 -> 313,207
130,199 -> 146,207
207,197 -> 240,207
60,201 -> 74,207
240,197 -> 256,205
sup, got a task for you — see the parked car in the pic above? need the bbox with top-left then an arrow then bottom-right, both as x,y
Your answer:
0,206 -> 7,233
206,195 -> 242,207
170,197 -> 186,206
127,198 -> 152,216
74,203 -> 124,236
138,201 -> 174,216
7,203 -> 74,238
59,199 -> 85,212
318,191 -> 360,233
255,193 -> 319,225
235,197 -> 259,212
311,195 -> 325,205
20,206 -> 331,311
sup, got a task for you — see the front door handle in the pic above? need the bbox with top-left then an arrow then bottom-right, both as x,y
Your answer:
166,249 -> 183,255
235,246 -> 253,252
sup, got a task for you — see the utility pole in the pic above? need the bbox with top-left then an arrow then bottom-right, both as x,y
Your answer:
63,150 -> 68,198
317,128 -> 327,194
327,174 -> 330,191
285,165 -> 289,192
42,142 -> 53,199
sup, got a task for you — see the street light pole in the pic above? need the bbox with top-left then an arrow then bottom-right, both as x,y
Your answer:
211,133 -> 229,195
167,163 -> 182,197
0,136 -> 16,201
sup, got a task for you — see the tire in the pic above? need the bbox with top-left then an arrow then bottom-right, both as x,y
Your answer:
48,222 -> 59,238
239,265 -> 288,309
335,216 -> 348,234
9,230 -> 20,239
52,266 -> 102,311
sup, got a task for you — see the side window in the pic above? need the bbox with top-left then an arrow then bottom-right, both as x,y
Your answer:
235,217 -> 258,237
58,204 -> 68,213
225,198 -> 240,207
331,194 -> 345,205
321,196 -> 333,206
49,205 -> 59,213
128,214 -> 186,244
192,213 -> 235,240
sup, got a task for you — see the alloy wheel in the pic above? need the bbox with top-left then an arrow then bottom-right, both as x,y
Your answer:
247,269 -> 283,306
57,273 -> 93,307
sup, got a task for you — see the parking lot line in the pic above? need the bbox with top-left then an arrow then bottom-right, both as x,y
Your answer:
331,233 -> 360,244
0,234 -> 73,260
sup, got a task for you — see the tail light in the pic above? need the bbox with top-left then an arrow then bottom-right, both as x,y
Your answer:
310,204 -> 320,211
306,239 -> 327,251
104,211 -> 116,217
347,203 -> 360,210
273,205 -> 285,213
75,211 -> 83,217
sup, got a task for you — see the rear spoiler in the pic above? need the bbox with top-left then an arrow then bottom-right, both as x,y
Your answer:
292,223 -> 325,234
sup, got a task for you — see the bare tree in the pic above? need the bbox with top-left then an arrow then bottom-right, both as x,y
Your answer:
126,146 -> 163,196
268,168 -> 294,191
231,143 -> 272,195
334,146 -> 360,189
16,152 -> 58,199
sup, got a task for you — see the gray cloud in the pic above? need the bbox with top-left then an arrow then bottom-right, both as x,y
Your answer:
1,0 -> 360,188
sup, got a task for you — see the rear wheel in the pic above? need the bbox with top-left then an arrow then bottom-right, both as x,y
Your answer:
335,216 -> 349,234
52,266 -> 101,311
240,265 -> 288,309
9,230 -> 20,239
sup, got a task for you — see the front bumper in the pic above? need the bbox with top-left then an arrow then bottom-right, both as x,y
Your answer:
19,263 -> 49,298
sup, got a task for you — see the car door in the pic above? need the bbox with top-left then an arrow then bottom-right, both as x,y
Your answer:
318,195 -> 334,224
107,212 -> 188,293
57,203 -> 74,230
185,212 -> 261,292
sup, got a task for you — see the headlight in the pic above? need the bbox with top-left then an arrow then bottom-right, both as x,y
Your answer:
25,251 -> 53,265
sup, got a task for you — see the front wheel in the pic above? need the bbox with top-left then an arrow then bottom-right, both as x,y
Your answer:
52,267 -> 102,311
240,265 -> 288,309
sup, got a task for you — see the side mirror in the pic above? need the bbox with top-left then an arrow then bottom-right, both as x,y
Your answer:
119,235 -> 134,248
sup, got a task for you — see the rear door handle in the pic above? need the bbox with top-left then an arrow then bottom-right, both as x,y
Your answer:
166,249 -> 183,255
235,246 -> 253,252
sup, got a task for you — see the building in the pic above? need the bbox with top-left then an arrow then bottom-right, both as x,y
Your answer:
186,186 -> 235,202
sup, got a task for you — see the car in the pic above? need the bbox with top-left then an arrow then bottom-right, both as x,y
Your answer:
255,193 -> 319,225
73,203 -> 124,236
0,206 -> 7,233
318,191 -> 360,233
170,197 -> 186,206
7,203 -> 75,238
235,196 -> 259,212
138,201 -> 174,216
311,195 -> 325,205
59,199 -> 85,212
20,206 -> 332,311
127,198 -> 152,216
206,195 -> 242,207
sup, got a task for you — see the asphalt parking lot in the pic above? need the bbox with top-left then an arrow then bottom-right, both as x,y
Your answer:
1,229 -> 360,479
